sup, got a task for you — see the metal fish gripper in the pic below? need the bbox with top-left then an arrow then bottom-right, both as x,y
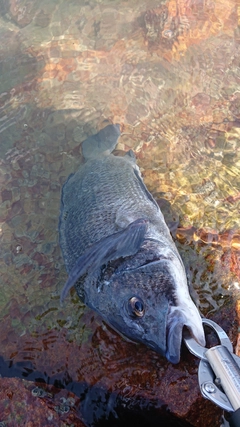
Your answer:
183,318 -> 240,427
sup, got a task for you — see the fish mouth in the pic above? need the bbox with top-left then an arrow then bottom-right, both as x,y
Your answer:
165,307 -> 205,364
165,308 -> 186,363
142,310 -> 187,363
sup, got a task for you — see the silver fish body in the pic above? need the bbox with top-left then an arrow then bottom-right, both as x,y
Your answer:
59,124 -> 205,363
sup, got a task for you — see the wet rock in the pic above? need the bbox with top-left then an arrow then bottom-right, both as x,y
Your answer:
34,9 -> 51,28
191,93 -> 211,112
1,189 -> 12,202
73,126 -> 85,143
0,308 -> 232,427
6,0 -> 39,27
0,377 -> 84,426
229,92 -> 240,119
144,6 -> 169,43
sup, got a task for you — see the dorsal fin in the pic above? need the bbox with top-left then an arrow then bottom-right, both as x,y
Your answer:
82,124 -> 121,160
124,149 -> 136,163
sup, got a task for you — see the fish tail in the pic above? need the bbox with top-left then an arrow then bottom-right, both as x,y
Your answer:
82,124 -> 121,160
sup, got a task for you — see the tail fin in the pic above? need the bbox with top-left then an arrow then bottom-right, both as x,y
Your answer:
82,124 -> 121,160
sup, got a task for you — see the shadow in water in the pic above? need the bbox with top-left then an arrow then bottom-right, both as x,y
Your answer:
0,356 -> 192,427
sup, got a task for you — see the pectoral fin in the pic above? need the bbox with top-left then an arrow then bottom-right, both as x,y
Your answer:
60,218 -> 148,303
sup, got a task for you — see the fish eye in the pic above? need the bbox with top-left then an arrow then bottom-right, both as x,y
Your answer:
128,296 -> 145,318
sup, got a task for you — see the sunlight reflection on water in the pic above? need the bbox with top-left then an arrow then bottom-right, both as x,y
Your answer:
0,0 -> 239,425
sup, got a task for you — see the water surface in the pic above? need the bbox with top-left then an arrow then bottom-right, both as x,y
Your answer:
0,0 -> 239,425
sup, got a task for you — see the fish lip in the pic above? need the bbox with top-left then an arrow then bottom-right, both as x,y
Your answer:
165,309 -> 186,364
165,307 -> 203,364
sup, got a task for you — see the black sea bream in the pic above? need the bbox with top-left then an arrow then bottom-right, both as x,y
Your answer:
59,124 -> 205,363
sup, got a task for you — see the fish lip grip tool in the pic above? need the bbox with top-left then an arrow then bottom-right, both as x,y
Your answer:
183,318 -> 240,427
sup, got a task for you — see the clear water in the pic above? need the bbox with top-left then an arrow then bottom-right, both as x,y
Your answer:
0,0 -> 240,425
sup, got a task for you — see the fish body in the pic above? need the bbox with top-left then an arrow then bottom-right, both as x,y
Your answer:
59,124 -> 205,363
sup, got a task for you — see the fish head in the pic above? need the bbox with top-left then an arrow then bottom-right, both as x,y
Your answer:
100,266 -> 171,358
86,247 -> 205,364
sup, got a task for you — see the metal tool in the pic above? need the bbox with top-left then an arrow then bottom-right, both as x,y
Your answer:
183,318 -> 240,427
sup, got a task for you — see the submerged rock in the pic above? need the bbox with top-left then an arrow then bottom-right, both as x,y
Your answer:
0,300 -> 237,427
0,377 -> 84,426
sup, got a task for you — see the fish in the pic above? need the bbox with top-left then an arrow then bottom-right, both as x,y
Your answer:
59,124 -> 205,363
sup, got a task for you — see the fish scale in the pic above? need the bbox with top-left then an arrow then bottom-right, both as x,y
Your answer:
60,154 -> 166,273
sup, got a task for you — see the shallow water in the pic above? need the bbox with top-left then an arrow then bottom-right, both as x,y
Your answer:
0,0 -> 240,425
